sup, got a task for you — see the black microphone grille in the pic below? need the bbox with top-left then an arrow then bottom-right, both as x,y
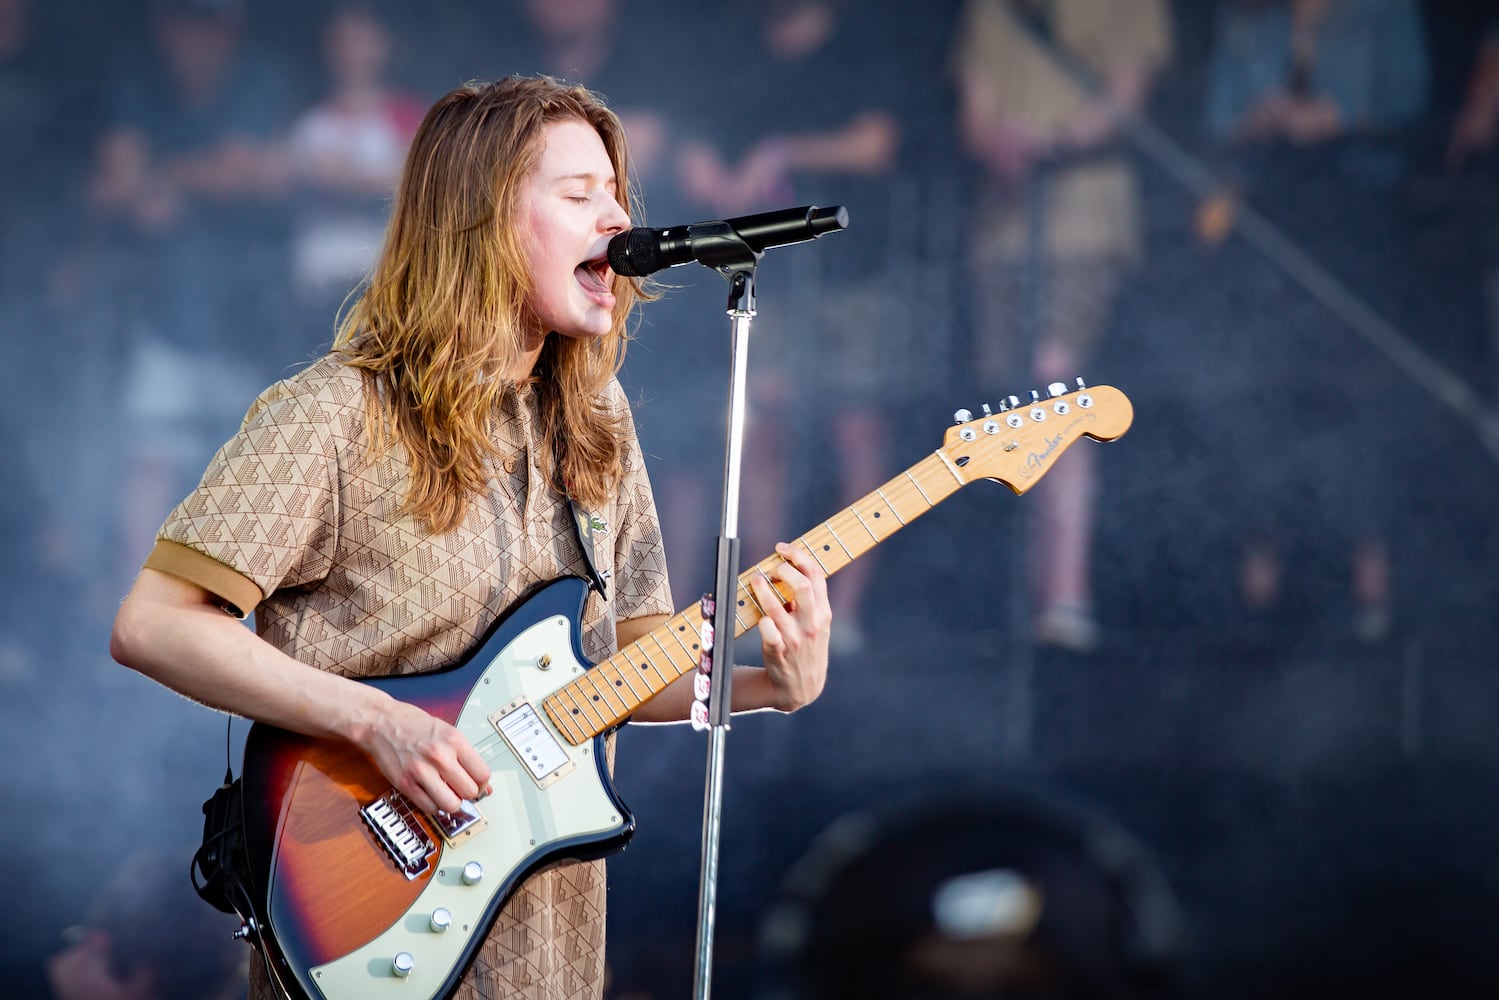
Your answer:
607,227 -> 663,278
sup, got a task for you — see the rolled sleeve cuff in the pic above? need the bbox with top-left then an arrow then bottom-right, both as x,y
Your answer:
143,539 -> 264,619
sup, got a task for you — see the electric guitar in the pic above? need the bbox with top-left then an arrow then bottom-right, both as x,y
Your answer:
233,383 -> 1133,999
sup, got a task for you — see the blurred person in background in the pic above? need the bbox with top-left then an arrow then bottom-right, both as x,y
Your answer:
0,0 -> 106,587
90,0 -> 293,587
953,0 -> 1174,653
673,0 -> 956,654
110,75 -> 832,999
285,2 -> 424,347
1201,0 -> 1429,643
1447,20 -> 1499,405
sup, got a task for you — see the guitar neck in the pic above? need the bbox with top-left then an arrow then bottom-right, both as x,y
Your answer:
542,452 -> 969,744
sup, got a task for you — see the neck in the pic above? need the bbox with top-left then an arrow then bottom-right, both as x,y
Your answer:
507,331 -> 548,383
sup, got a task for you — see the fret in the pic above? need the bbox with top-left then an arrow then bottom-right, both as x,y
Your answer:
591,666 -> 630,716
647,632 -> 686,680
799,538 -> 831,574
850,503 -> 880,542
904,469 -> 933,506
543,697 -> 587,745
611,657 -> 645,701
559,685 -> 607,732
593,659 -> 635,716
663,619 -> 698,660
876,487 -> 907,524
824,521 -> 853,559
627,644 -> 672,687
741,577 -> 767,619
578,676 -> 620,725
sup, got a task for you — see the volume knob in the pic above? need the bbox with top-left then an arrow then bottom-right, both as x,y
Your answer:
430,907 -> 452,933
392,952 -> 414,978
462,860 -> 484,885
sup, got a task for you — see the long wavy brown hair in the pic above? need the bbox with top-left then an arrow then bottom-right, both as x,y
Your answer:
333,76 -> 645,533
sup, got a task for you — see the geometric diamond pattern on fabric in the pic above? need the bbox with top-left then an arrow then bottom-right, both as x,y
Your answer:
164,355 -> 672,999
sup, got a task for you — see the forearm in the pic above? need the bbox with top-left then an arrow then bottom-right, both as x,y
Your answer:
782,111 -> 899,174
110,569 -> 392,745
628,665 -> 789,724
1463,39 -> 1499,117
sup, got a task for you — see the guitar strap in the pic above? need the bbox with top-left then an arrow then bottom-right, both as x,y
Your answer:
565,494 -> 609,599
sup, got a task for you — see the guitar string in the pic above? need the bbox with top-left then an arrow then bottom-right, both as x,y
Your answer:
553,463 -> 951,736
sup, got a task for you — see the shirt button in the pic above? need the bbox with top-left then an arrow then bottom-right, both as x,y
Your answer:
503,457 -> 518,474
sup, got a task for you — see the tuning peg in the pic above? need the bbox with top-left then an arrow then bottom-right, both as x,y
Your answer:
981,403 -> 993,416
1075,376 -> 1088,389
1047,382 -> 1067,398
1007,395 -> 1021,410
952,408 -> 972,424
1030,389 -> 1041,403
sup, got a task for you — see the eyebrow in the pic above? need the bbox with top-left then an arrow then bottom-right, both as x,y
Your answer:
551,172 -> 618,191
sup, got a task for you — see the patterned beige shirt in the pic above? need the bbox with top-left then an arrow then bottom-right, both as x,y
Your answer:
954,0 -> 1174,262
146,353 -> 673,1000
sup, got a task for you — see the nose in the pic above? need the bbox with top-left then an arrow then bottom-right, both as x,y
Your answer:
600,196 -> 630,235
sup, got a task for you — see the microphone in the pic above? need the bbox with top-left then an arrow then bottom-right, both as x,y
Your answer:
607,205 -> 849,277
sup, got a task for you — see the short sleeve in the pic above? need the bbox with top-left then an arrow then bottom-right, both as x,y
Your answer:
155,377 -> 343,607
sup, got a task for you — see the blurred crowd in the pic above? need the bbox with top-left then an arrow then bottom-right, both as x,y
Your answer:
0,0 -> 1486,652
2,0 -> 1498,994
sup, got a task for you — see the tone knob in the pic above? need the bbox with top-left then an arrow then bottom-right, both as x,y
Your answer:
462,860 -> 484,885
392,952 -> 415,978
430,907 -> 452,933
953,408 -> 972,424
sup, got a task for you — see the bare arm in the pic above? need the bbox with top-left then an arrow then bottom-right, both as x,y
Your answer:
1450,33 -> 1499,166
110,568 -> 490,815
628,542 -> 831,724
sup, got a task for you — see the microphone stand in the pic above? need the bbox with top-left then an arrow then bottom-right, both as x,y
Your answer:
689,230 -> 763,1000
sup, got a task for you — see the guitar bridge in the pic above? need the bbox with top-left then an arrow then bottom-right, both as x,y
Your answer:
360,792 -> 435,880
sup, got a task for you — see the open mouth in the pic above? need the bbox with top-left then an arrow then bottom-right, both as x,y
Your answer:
575,256 -> 613,295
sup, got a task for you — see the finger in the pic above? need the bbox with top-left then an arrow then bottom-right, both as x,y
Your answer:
776,541 -> 826,582
751,570 -> 792,628
412,761 -> 463,816
455,738 -> 493,798
756,597 -> 784,654
773,545 -> 829,616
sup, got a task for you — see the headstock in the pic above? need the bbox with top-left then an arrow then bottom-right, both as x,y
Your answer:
939,380 -> 1133,494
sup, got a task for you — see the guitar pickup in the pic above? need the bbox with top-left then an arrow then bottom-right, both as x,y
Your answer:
432,798 -> 486,847
490,699 -> 575,789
